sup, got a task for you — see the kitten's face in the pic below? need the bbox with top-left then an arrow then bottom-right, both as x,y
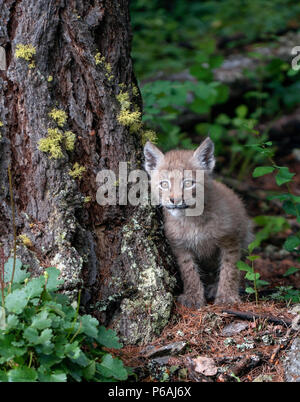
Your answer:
144,138 -> 214,216
150,167 -> 199,214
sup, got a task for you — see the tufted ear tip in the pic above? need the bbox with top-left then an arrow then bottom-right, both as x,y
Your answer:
143,141 -> 164,174
193,137 -> 215,171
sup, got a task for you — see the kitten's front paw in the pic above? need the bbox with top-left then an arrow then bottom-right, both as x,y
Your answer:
214,294 -> 241,305
177,294 -> 205,309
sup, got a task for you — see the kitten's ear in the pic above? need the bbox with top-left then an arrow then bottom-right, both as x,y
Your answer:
143,141 -> 164,173
193,137 -> 215,171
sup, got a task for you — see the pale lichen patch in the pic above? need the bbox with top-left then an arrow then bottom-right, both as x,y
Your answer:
113,208 -> 175,344
51,248 -> 83,299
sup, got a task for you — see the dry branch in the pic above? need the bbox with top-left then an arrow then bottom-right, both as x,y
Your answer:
222,309 -> 292,327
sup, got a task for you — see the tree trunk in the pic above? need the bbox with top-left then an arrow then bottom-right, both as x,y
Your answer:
0,0 -> 177,344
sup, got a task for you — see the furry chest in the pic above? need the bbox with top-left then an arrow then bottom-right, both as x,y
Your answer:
167,223 -> 217,258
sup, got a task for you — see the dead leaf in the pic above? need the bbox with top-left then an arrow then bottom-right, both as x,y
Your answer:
193,356 -> 218,376
222,321 -> 248,336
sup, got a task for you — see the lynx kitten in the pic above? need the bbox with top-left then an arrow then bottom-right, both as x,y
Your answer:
144,137 -> 253,308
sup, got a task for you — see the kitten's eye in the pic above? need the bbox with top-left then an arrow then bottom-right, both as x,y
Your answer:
159,180 -> 170,190
183,179 -> 195,189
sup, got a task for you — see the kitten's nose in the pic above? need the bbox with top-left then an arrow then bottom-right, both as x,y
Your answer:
170,197 -> 182,205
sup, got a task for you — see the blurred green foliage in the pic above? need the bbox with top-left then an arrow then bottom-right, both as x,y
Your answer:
131,0 -> 300,79
131,0 -> 300,176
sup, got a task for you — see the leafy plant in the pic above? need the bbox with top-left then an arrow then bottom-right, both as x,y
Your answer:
0,258 -> 128,382
270,286 -> 300,304
237,249 -> 269,305
248,136 -> 300,302
237,131 -> 300,303
252,141 -> 300,255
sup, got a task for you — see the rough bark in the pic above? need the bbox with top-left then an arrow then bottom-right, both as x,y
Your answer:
0,0 -> 177,344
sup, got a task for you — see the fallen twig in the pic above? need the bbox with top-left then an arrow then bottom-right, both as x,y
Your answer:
222,309 -> 292,327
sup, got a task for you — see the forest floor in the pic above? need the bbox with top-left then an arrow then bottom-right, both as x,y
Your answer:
113,152 -> 300,382
119,302 -> 297,382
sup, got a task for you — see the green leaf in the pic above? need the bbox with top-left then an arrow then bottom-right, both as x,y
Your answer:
45,267 -> 63,291
46,372 -> 67,382
253,216 -> 289,230
4,258 -> 29,284
23,327 -> 39,344
215,113 -> 231,125
283,267 -> 299,277
190,65 -> 213,82
245,287 -> 256,294
248,240 -> 257,254
31,310 -> 51,330
44,301 -> 66,318
256,279 -> 269,287
6,314 -> 19,330
246,255 -> 260,261
245,272 -> 260,281
70,351 -> 90,368
97,326 -> 123,349
64,341 -> 81,359
189,98 -> 210,114
268,193 -> 300,203
80,314 -> 99,339
0,334 -> 27,361
7,367 -> 38,382
24,327 -> 53,346
24,277 -> 44,299
284,235 -> 300,252
193,82 -> 213,100
282,200 -> 300,217
83,360 -> 96,380
236,261 -> 252,272
38,354 -> 63,369
38,328 -> 53,344
38,367 -> 67,382
275,167 -> 295,186
235,104 -> 248,118
97,354 -> 128,381
5,288 -> 28,314
253,166 -> 275,178
215,84 -> 229,104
